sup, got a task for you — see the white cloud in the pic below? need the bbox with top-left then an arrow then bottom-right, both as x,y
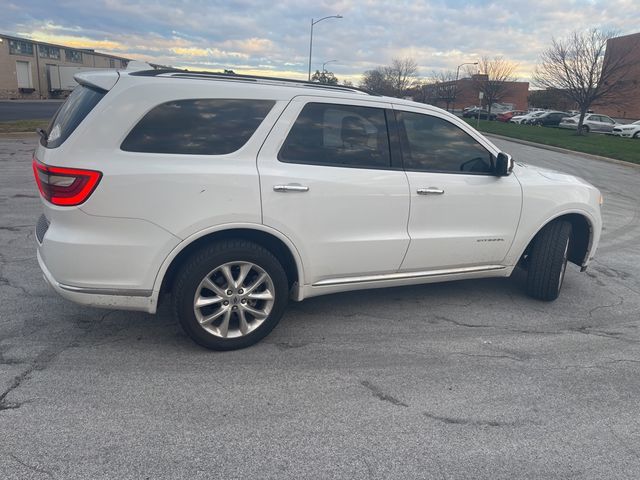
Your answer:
1,0 -> 638,83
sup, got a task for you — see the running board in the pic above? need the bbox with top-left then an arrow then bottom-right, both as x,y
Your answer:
312,265 -> 507,287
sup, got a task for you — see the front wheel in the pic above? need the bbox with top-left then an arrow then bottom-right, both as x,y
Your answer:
173,240 -> 288,350
525,220 -> 572,301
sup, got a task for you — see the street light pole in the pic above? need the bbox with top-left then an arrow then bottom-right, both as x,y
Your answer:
322,60 -> 337,73
308,15 -> 342,81
453,61 -> 478,113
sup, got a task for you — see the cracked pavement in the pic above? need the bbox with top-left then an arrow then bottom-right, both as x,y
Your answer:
1,135 -> 639,479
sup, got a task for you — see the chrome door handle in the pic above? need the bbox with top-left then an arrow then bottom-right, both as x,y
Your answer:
417,187 -> 445,195
273,184 -> 309,193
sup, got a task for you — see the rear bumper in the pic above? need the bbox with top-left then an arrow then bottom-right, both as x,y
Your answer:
35,206 -> 180,314
38,249 -> 158,313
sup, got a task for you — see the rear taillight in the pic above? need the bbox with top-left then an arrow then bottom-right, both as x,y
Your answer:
32,157 -> 102,206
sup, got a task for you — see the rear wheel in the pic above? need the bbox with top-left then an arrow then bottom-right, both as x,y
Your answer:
525,220 -> 572,301
579,125 -> 590,134
173,240 -> 288,350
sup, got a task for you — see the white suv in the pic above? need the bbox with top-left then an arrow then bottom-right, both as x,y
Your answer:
33,66 -> 603,350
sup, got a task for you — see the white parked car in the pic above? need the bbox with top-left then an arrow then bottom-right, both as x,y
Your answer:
510,111 -> 547,124
34,67 -> 603,350
611,120 -> 640,138
559,113 -> 619,133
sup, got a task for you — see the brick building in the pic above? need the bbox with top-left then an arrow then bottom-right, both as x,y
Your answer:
595,32 -> 640,120
0,33 -> 130,99
415,74 -> 529,112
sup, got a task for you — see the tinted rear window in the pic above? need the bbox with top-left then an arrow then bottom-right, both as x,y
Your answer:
45,85 -> 106,148
121,99 -> 275,155
278,102 -> 391,169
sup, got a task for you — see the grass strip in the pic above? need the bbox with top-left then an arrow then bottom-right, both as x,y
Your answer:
0,119 -> 49,134
465,119 -> 640,164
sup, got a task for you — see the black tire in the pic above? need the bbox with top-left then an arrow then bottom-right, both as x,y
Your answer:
525,220 -> 572,301
173,240 -> 288,350
634,132 -> 640,139
580,125 -> 590,134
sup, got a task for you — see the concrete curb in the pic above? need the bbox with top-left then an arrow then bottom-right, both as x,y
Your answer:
485,133 -> 640,169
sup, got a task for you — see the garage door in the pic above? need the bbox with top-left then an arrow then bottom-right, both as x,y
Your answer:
16,61 -> 32,88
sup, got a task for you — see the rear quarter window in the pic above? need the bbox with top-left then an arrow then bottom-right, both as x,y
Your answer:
45,85 -> 106,149
121,99 -> 275,155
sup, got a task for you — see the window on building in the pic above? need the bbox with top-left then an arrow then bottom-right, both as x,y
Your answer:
278,103 -> 391,169
121,99 -> 275,155
396,111 -> 494,174
39,45 -> 60,59
109,59 -> 115,68
65,49 -> 83,63
9,39 -> 34,56
16,61 -> 33,89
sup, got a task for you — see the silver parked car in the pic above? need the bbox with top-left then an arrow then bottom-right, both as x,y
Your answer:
559,113 -> 618,133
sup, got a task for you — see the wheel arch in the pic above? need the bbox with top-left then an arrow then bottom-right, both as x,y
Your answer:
520,212 -> 594,267
155,224 -> 305,301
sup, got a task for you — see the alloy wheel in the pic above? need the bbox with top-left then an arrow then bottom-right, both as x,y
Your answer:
193,261 -> 275,338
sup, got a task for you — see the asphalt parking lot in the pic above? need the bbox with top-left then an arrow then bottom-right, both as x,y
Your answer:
0,101 -> 63,121
1,136 -> 639,479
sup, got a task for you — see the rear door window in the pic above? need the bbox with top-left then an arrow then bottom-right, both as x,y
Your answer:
121,99 -> 275,155
278,102 -> 391,169
45,85 -> 106,148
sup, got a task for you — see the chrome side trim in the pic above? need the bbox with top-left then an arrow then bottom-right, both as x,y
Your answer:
312,265 -> 506,287
57,283 -> 152,297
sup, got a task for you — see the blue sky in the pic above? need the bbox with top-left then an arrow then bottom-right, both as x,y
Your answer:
2,0 -> 639,82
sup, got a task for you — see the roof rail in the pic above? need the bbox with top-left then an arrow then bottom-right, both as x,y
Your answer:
129,68 -> 378,96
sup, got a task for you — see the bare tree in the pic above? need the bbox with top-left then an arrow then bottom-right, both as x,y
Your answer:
410,71 -> 457,109
534,29 -> 638,134
360,67 -> 393,95
466,56 -> 518,118
411,79 -> 430,103
384,58 -> 418,97
360,58 -> 418,97
430,70 -> 458,111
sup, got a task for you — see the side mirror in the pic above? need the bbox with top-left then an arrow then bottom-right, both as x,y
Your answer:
495,152 -> 513,177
